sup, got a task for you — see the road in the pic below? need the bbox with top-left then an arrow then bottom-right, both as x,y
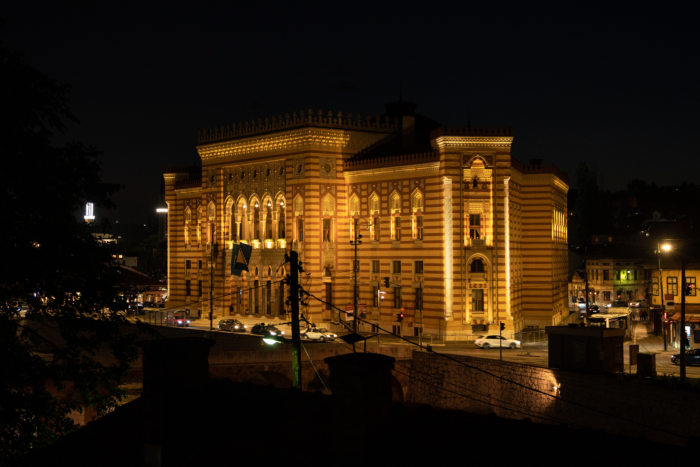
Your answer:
133,311 -> 700,380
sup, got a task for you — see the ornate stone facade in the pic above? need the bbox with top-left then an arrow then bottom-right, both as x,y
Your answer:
164,105 -> 569,339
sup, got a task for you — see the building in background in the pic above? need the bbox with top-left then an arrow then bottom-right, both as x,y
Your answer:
163,103 -> 569,339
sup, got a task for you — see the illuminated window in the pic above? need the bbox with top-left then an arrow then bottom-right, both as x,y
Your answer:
293,195 -> 304,242
277,197 -> 286,240
390,192 -> 401,241
184,207 -> 191,245
264,199 -> 273,240
411,190 -> 424,241
369,193 -> 380,241
687,277 -> 696,296
667,276 -> 678,296
469,214 -> 481,240
349,194 -> 360,239
252,200 -> 261,240
236,198 -> 248,242
322,194 -> 335,243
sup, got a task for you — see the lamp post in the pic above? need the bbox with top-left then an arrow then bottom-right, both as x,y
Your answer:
658,241 -> 686,384
656,242 -> 670,351
350,222 -> 361,335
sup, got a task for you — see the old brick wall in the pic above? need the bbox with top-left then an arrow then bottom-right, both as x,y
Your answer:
407,350 -> 700,446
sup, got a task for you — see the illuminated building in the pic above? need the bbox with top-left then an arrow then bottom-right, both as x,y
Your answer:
163,103 -> 569,338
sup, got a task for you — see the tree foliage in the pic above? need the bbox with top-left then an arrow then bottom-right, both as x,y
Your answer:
0,44 -> 140,463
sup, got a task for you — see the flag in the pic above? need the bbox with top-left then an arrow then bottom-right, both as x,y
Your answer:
230,242 -> 252,276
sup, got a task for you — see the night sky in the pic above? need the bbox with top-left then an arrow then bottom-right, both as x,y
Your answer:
3,3 -> 698,224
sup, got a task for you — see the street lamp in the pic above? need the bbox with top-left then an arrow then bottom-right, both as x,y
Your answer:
657,241 -> 688,384
656,242 -> 671,351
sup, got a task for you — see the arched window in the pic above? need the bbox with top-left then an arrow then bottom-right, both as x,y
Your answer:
207,201 -> 216,244
470,259 -> 485,273
225,198 -> 234,243
264,198 -> 273,241
348,193 -> 360,240
321,193 -> 335,243
411,190 -> 424,241
293,195 -> 304,242
369,192 -> 380,241
277,196 -> 286,244
389,191 -> 401,241
236,198 -> 248,242
252,198 -> 261,242
184,207 -> 191,246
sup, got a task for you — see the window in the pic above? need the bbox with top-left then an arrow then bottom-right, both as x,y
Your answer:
469,214 -> 481,239
185,280 -> 191,296
372,286 -> 379,306
198,260 -> 202,269
603,270 -> 610,281
393,286 -> 402,308
197,280 -> 202,297
369,193 -> 380,241
252,201 -> 261,240
323,218 -> 332,242
668,276 -> 678,296
414,260 -> 423,275
349,194 -> 360,239
184,207 -> 191,245
297,218 -> 304,242
390,192 -> 401,241
472,289 -> 484,312
603,291 -> 611,302
470,259 -> 484,273
687,277 -> 697,296
411,190 -> 424,241
372,260 -> 380,274
278,199 -> 286,240
392,260 -> 402,274
186,260 -> 191,270
264,200 -> 273,240
651,282 -> 659,296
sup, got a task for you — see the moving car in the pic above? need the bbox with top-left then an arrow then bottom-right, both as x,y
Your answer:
218,319 -> 247,332
166,312 -> 190,327
303,327 -> 337,341
671,349 -> 700,366
474,335 -> 521,349
251,323 -> 284,337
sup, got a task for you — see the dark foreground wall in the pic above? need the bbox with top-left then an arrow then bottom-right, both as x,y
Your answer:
407,350 -> 700,446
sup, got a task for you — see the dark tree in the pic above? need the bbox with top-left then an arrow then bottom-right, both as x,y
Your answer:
0,44 -> 140,462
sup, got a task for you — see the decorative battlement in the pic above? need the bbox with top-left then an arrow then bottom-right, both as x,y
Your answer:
344,150 -> 440,171
198,109 -> 399,144
430,126 -> 513,139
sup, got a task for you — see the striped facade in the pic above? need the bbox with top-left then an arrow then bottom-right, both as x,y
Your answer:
163,108 -> 568,339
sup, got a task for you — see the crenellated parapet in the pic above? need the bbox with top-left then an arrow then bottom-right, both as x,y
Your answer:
198,109 -> 399,144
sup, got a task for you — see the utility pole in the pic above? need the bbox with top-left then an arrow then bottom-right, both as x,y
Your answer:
209,223 -> 216,331
680,256 -> 686,384
657,243 -> 667,351
289,250 -> 302,389
350,223 -> 362,335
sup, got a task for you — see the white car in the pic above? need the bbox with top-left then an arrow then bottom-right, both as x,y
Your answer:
303,327 -> 337,341
474,335 -> 521,349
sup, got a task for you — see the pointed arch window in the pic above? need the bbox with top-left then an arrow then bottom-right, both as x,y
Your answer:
293,195 -> 304,243
369,193 -> 380,241
470,259 -> 485,273
236,199 -> 248,243
321,194 -> 335,243
277,197 -> 286,246
348,193 -> 360,240
411,190 -> 424,241
207,201 -> 216,245
389,191 -> 401,241
264,198 -> 273,241
184,207 -> 191,246
252,199 -> 261,241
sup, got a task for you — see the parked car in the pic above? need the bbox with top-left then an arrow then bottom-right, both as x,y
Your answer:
474,335 -> 521,349
218,319 -> 247,332
251,323 -> 284,337
166,312 -> 190,327
671,349 -> 700,366
303,327 -> 337,341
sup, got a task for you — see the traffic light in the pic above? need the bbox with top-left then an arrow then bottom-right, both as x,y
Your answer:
397,311 -> 404,322
500,322 -> 505,331
383,277 -> 390,288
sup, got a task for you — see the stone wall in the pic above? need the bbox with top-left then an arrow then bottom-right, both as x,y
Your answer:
407,350 -> 700,446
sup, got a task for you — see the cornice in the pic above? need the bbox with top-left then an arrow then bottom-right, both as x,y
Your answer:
432,135 -> 513,150
344,162 -> 440,183
197,128 -> 350,162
